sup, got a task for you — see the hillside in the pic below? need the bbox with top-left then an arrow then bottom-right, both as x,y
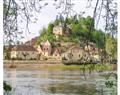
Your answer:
35,16 -> 116,59
37,16 -> 105,48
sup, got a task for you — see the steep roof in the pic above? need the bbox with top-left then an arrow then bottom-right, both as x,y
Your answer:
69,44 -> 83,50
41,40 -> 51,46
4,45 -> 16,52
52,48 -> 61,55
25,37 -> 38,46
11,45 -> 37,51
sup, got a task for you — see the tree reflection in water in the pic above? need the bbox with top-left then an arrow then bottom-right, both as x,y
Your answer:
4,69 -> 117,95
40,83 -> 97,95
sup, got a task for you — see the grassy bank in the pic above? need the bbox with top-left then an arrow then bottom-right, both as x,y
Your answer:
4,63 -> 117,71
43,64 -> 116,71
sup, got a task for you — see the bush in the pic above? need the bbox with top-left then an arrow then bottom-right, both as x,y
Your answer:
4,81 -> 12,92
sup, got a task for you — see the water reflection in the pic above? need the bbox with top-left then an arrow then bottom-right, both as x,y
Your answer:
4,69 -> 117,95
40,83 -> 97,95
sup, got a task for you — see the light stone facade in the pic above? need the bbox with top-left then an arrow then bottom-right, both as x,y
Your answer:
10,45 -> 38,60
11,51 -> 38,60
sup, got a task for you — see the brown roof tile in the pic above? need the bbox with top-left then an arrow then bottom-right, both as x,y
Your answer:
11,45 -> 37,51
4,45 -> 15,52
25,37 -> 38,46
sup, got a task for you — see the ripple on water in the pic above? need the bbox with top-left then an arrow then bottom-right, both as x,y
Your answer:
4,70 -> 117,95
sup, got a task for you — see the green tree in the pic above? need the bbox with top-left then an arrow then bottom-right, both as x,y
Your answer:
47,23 -> 54,33
4,82 -> 12,92
106,35 -> 117,60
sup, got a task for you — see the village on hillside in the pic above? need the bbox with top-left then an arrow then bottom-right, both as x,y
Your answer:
3,22 -> 105,64
3,0 -> 117,95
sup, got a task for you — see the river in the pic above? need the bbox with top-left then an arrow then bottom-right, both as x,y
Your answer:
4,69 -> 117,95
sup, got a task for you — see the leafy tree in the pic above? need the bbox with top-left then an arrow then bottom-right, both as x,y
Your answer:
37,16 -> 106,46
106,35 -> 117,59
86,16 -> 94,28
47,23 -> 54,33
54,19 -> 61,26
91,30 -> 105,48
4,81 -> 12,92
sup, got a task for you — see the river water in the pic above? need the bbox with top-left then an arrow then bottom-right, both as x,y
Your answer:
4,69 -> 117,95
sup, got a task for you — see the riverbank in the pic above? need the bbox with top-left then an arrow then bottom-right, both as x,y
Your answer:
4,61 -> 117,71
4,60 -> 62,64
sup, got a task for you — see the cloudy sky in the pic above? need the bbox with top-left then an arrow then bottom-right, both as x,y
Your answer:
18,0 -> 105,42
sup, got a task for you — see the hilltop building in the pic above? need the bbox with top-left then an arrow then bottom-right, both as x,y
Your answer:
53,23 -> 71,39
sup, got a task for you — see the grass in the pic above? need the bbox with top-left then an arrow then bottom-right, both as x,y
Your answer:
4,63 -> 116,71
36,63 -> 115,71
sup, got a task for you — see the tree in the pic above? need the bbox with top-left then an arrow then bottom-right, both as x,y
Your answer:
106,35 -> 117,60
4,0 -> 117,63
3,2 -> 19,45
3,0 -> 48,45
4,81 -> 12,92
47,23 -> 54,33
4,0 -> 117,42
91,30 -> 105,48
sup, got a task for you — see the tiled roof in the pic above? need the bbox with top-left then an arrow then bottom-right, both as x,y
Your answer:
41,40 -> 51,46
11,45 -> 37,51
53,48 -> 61,54
25,37 -> 38,46
4,45 -> 15,52
69,44 -> 83,50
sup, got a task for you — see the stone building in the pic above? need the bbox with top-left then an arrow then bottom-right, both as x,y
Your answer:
62,45 -> 84,61
37,40 -> 52,56
52,48 -> 61,60
10,45 -> 38,60
53,24 -> 71,39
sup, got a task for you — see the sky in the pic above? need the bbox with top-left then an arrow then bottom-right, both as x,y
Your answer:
17,0 -> 105,43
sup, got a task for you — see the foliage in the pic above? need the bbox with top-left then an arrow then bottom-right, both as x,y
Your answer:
47,23 -> 54,33
37,16 -> 117,60
4,81 -> 12,92
106,35 -> 117,59
38,16 -> 101,43
37,27 -> 56,44
32,64 -> 115,71
91,29 -> 105,48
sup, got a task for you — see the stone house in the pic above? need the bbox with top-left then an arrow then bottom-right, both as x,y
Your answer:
52,48 -> 61,60
37,40 -> 52,56
84,42 -> 99,54
10,45 -> 38,60
84,42 -> 95,51
53,25 -> 63,36
4,45 -> 15,59
25,37 -> 38,47
62,45 -> 84,61
84,42 -> 102,62
53,24 -> 71,39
